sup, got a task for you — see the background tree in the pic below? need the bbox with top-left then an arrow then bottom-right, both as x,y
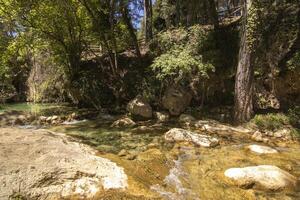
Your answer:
143,0 -> 153,42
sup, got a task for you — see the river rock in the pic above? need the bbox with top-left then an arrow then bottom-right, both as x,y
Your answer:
12,117 -> 24,125
0,128 -> 128,199
179,114 -> 196,123
251,131 -> 264,142
274,129 -> 292,139
224,165 -> 297,191
247,144 -> 278,154
154,111 -> 170,122
162,86 -> 192,116
111,117 -> 136,128
51,115 -> 59,121
127,96 -> 152,119
39,116 -> 47,122
118,149 -> 129,157
164,128 -> 219,147
201,123 -> 253,135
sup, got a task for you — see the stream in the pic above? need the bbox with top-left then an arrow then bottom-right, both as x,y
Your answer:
1,103 -> 300,200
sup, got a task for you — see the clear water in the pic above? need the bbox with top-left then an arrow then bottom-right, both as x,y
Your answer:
0,102 -> 70,115
1,103 -> 300,200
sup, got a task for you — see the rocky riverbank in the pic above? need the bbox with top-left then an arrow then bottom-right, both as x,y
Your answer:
0,128 -> 128,199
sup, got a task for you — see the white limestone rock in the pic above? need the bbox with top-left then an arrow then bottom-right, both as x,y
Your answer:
164,128 -> 219,147
225,165 -> 297,191
247,144 -> 278,154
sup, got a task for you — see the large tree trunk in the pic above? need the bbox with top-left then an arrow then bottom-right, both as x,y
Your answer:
144,0 -> 153,42
234,0 -> 254,124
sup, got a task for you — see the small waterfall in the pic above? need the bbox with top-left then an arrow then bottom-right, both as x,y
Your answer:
151,147 -> 200,200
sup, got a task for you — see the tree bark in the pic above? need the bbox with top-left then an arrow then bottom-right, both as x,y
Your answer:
144,0 -> 153,42
234,0 -> 254,124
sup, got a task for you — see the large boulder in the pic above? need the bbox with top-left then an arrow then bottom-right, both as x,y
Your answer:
224,165 -> 297,191
164,128 -> 219,147
162,86 -> 192,116
0,128 -> 128,199
127,96 -> 152,119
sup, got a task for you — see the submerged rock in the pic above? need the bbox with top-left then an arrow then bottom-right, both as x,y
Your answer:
111,117 -> 136,128
0,128 -> 128,199
164,128 -> 219,147
127,96 -> 152,119
224,165 -> 297,191
247,144 -> 278,154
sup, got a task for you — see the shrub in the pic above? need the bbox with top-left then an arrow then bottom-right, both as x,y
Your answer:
288,106 -> 300,127
151,46 -> 214,84
252,113 -> 290,131
150,25 -> 216,85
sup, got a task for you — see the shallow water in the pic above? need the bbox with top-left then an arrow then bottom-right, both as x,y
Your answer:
50,120 -> 169,154
49,120 -> 300,200
0,102 -> 70,115
1,103 -> 300,200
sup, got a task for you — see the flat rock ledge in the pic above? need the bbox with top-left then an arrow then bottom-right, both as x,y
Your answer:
0,128 -> 128,200
247,144 -> 278,154
224,165 -> 297,191
164,128 -> 219,147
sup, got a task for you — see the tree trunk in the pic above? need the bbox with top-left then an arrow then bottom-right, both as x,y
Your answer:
207,0 -> 219,29
121,0 -> 141,57
234,0 -> 253,124
109,0 -> 118,74
144,0 -> 153,42
175,0 -> 181,26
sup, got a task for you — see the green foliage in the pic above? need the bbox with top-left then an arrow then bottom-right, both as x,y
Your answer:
288,106 -> 300,127
152,46 -> 214,83
151,25 -> 216,85
287,51 -> 300,71
74,69 -> 106,109
0,83 -> 16,102
9,192 -> 27,200
252,113 -> 290,131
27,52 -> 67,103
252,109 -> 299,136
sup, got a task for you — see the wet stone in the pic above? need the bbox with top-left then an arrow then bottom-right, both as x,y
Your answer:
225,165 -> 297,191
247,144 -> 278,154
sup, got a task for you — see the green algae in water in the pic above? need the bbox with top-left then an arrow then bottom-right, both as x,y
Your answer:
0,103 -> 75,116
49,120 -> 167,154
